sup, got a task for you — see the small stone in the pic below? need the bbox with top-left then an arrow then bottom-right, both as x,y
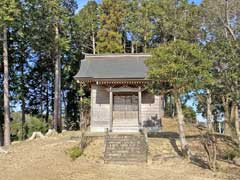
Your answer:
0,147 -> 8,154
233,157 -> 240,166
45,129 -> 57,137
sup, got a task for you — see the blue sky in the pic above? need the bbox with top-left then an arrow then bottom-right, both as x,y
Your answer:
77,0 -> 100,9
77,0 -> 202,9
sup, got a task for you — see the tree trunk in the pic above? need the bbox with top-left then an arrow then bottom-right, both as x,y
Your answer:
224,0 -> 237,40
123,36 -> 126,54
170,95 -> 175,118
21,97 -> 26,140
92,29 -> 96,55
131,40 -> 134,54
234,103 -> 240,148
79,96 -> 83,130
136,41 -> 138,53
45,80 -> 49,125
206,89 -> 214,132
51,74 -> 54,127
53,23 -> 62,133
0,119 -> 3,146
224,0 -> 229,39
3,25 -> 11,146
21,57 -> 26,140
62,90 -> 66,129
222,96 -> 231,136
40,73 -> 43,117
174,93 -> 190,158
143,33 -> 147,53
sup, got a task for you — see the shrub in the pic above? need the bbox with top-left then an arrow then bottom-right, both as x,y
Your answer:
182,106 -> 196,123
25,116 -> 48,138
10,116 -> 48,140
65,146 -> 83,160
222,148 -> 240,160
10,120 -> 27,141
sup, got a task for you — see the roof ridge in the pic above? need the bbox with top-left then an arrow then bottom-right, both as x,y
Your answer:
85,54 -> 151,58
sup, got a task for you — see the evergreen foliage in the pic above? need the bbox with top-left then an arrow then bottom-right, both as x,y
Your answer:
10,115 -> 48,141
96,0 -> 127,53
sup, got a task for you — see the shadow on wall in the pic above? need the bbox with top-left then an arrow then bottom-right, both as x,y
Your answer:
96,87 -> 109,104
143,115 -> 162,132
142,92 -> 155,104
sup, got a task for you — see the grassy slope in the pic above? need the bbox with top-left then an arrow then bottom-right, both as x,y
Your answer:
0,118 -> 239,180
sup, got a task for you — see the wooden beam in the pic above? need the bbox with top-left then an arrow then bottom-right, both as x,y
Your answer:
138,86 -> 142,129
109,87 -> 113,132
106,87 -> 145,93
98,81 -> 148,85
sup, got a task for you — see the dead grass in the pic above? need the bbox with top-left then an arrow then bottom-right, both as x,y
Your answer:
0,119 -> 239,180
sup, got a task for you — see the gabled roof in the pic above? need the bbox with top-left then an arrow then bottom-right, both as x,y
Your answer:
74,54 -> 151,81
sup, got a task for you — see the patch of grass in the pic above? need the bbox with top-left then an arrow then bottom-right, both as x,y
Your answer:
222,148 -> 240,160
65,146 -> 83,160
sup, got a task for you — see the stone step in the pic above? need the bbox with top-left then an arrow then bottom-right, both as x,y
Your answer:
112,128 -> 139,132
104,133 -> 148,164
106,139 -> 145,143
112,123 -> 138,126
113,120 -> 138,123
112,123 -> 138,127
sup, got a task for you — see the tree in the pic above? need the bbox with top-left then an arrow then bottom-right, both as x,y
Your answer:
96,0 -> 127,53
149,0 -> 202,44
125,0 -> 153,53
206,40 -> 240,146
35,0 -> 77,132
75,1 -> 98,54
146,40 -> 211,157
0,79 -> 3,145
201,0 -> 240,40
0,0 -> 19,146
17,0 -> 77,132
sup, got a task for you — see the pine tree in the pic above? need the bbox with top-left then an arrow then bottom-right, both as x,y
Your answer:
146,40 -> 212,158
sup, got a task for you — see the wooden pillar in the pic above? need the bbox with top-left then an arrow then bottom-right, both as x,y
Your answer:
109,87 -> 113,132
138,86 -> 142,129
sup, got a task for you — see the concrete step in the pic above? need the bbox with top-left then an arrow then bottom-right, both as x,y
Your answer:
112,127 -> 139,132
113,122 -> 138,125
104,133 -> 148,164
112,123 -> 139,127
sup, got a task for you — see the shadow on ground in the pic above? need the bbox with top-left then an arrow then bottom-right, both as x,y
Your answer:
148,131 -> 211,169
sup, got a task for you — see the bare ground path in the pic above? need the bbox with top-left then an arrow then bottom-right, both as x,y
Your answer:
0,131 -> 239,180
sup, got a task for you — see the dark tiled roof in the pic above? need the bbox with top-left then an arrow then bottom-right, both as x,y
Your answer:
74,54 -> 150,80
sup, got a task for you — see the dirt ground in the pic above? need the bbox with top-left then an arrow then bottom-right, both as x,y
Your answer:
0,119 -> 240,180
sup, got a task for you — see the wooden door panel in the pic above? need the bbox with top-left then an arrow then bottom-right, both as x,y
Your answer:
113,95 -> 138,122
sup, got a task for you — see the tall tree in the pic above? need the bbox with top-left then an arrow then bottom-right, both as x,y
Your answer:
0,0 -> 19,146
125,0 -> 153,53
75,1 -> 98,54
23,0 -> 56,126
96,0 -> 127,53
149,0 -> 201,44
146,40 -> 211,157
48,0 -> 76,132
53,14 -> 62,132
0,71 -> 3,145
206,40 -> 240,145
201,0 -> 240,40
